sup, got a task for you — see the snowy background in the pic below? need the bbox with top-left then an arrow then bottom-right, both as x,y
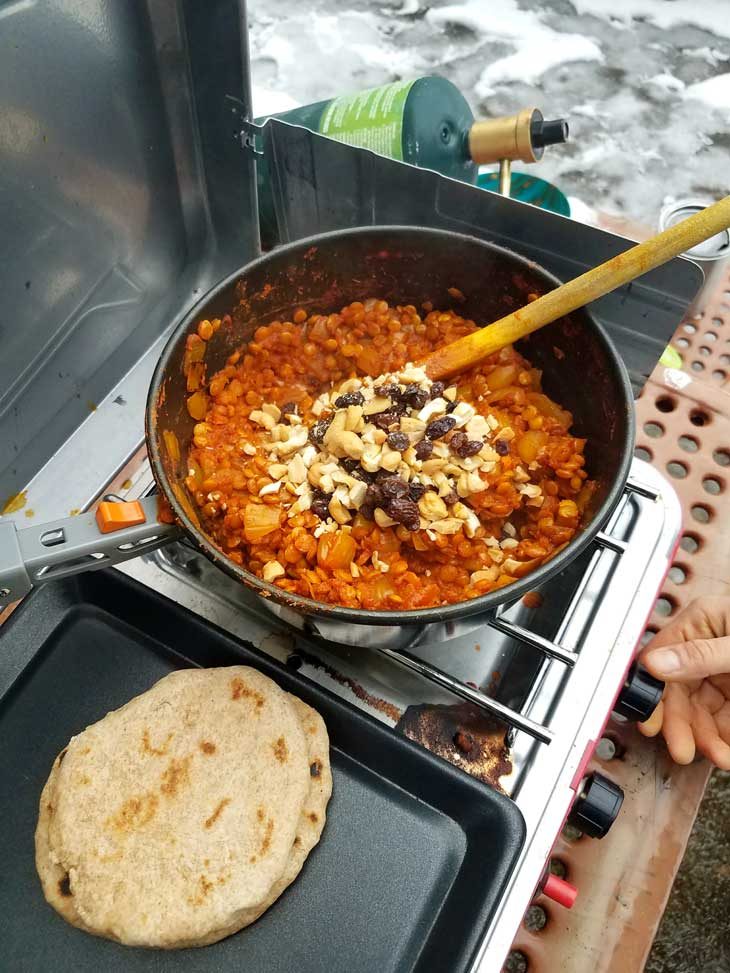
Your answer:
248,0 -> 730,227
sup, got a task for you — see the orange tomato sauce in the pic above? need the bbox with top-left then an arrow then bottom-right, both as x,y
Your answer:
186,300 -> 593,610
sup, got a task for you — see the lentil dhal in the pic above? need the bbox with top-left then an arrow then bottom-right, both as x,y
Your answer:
186,299 -> 593,610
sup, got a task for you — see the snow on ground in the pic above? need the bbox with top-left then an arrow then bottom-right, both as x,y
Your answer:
684,73 -> 730,115
248,0 -> 730,226
426,1 -> 603,95
570,0 -> 730,41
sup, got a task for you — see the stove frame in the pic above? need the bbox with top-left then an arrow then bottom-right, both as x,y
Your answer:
113,457 -> 681,970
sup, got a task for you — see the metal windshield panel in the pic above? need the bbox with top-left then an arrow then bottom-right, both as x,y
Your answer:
0,0 -> 259,515
262,118 -> 701,391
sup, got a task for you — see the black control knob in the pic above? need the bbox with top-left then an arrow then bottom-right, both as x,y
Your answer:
569,772 -> 624,839
613,663 -> 664,722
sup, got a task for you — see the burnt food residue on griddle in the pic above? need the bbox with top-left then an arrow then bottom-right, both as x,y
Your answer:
396,701 -> 511,791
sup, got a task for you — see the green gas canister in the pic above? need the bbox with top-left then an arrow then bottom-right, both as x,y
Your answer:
255,76 -> 568,246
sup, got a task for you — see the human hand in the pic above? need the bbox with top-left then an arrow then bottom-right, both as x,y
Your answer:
638,597 -> 730,770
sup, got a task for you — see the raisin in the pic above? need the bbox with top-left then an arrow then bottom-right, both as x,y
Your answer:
415,439 -> 434,460
455,438 -> 484,458
381,477 -> 408,500
311,499 -> 328,520
386,497 -> 421,531
408,482 -> 426,501
403,509 -> 422,531
309,417 -> 332,445
360,503 -> 375,520
371,412 -> 399,431
463,439 -> 484,457
351,466 -> 376,483
426,416 -> 456,440
341,458 -> 360,473
443,490 -> 459,506
389,399 -> 408,416
386,431 -> 410,452
495,438 -> 510,455
374,383 -> 402,400
403,385 -> 429,410
281,401 -> 297,416
430,381 -> 445,399
364,483 -> 384,508
445,400 -> 457,414
311,490 -> 332,520
450,431 -> 468,453
334,391 -> 364,408
376,470 -> 398,483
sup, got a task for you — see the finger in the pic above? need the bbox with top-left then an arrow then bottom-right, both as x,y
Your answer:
712,702 -> 730,745
638,698 -> 664,737
692,597 -> 730,640
691,703 -> 730,770
694,680 -> 726,715
641,598 -> 730,651
643,636 -> 730,681
709,673 -> 730,697
662,685 -> 696,764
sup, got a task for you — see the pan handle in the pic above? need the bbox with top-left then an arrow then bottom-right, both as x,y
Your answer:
0,496 -> 180,606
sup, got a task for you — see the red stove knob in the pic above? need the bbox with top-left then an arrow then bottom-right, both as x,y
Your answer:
543,873 -> 578,909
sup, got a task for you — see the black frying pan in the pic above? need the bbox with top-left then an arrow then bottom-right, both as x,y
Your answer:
147,225 -> 634,632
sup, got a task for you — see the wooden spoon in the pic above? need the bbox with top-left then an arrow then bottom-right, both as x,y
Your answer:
421,195 -> 730,381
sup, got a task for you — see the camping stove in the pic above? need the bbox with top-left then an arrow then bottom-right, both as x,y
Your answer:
117,456 -> 681,972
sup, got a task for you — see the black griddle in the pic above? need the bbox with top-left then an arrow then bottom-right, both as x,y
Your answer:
0,571 -> 525,973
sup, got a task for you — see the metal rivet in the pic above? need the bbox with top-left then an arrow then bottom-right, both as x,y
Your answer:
666,461 -> 688,479
524,905 -> 548,932
680,533 -> 700,553
691,504 -> 712,523
596,737 -> 617,760
655,596 -> 675,617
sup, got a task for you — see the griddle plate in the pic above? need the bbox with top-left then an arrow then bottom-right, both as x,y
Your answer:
0,572 -> 524,973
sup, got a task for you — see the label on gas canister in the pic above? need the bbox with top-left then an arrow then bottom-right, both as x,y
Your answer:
318,80 -> 416,159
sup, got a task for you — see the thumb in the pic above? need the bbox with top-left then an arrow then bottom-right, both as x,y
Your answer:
643,636 -> 730,681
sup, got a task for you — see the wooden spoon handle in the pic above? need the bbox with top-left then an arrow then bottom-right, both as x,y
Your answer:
422,195 -> 730,380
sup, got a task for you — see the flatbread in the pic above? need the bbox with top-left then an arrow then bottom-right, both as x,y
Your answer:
172,694 -> 334,946
245,695 -> 333,923
37,691 -> 333,949
35,755 -> 88,932
38,667 -> 311,948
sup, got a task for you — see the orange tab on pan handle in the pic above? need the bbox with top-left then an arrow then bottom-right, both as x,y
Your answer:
96,500 -> 146,534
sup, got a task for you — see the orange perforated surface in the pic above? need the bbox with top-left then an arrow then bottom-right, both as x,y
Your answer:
506,725 -> 710,973
636,370 -> 730,629
669,289 -> 730,389
505,263 -> 730,973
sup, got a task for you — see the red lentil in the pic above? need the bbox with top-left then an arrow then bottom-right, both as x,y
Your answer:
187,299 -> 594,610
